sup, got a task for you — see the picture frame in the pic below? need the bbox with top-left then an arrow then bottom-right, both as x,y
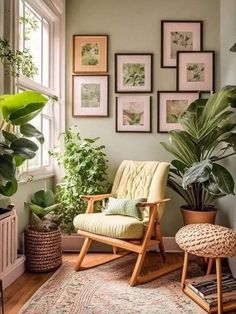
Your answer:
115,53 -> 153,93
73,35 -> 108,73
161,20 -> 203,68
177,51 -> 215,92
73,75 -> 109,117
157,91 -> 199,133
116,95 -> 151,133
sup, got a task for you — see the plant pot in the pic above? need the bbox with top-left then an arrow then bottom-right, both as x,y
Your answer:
181,207 -> 218,225
24,228 -> 62,272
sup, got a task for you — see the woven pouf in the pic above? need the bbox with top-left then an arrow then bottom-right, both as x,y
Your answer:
175,223 -> 236,258
25,228 -> 62,272
175,224 -> 236,314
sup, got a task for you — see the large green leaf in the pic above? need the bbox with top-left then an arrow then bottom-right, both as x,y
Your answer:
14,155 -> 26,167
0,179 -> 17,196
0,91 -> 47,125
31,189 -> 55,208
2,130 -> 17,143
20,123 -> 44,144
161,131 -> 198,166
171,160 -> 187,174
182,160 -> 213,189
10,138 -> 38,159
0,155 -> 16,180
211,163 -> 235,194
0,142 -> 13,155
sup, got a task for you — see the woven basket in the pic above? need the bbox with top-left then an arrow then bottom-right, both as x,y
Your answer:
25,228 -> 62,272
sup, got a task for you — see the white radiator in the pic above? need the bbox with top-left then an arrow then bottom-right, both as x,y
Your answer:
0,210 -> 18,275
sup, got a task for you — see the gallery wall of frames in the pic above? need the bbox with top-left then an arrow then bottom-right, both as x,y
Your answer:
72,21 -> 215,133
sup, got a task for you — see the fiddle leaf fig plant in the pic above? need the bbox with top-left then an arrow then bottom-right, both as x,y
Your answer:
0,91 -> 47,208
161,85 -> 236,211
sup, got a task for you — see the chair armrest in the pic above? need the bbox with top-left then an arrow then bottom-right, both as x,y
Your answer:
136,198 -> 170,208
80,193 -> 115,202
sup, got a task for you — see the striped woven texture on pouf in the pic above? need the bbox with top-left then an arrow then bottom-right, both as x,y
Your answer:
175,223 -> 236,258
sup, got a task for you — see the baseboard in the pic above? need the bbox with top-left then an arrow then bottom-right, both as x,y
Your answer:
62,234 -> 182,253
1,255 -> 26,290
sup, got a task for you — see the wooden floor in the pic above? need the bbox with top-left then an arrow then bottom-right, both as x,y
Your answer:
4,252 -> 184,314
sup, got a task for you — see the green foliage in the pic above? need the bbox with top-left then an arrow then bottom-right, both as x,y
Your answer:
0,37 -> 37,78
123,63 -> 145,86
0,91 -> 47,199
50,127 -> 109,233
161,86 -> 236,211
27,189 -> 61,232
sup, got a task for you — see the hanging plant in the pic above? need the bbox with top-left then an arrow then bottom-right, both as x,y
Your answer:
0,37 -> 38,78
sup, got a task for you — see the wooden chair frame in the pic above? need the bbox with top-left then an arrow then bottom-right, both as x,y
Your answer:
75,194 -> 181,286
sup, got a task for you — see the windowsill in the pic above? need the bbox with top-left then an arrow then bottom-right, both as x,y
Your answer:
18,170 -> 55,185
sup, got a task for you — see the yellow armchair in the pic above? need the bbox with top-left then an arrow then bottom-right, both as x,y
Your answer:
73,160 -> 172,286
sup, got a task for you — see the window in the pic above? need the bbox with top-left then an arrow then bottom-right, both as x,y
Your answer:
16,0 -> 64,178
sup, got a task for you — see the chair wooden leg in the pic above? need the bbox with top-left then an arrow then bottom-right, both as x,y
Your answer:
181,251 -> 189,290
155,223 -> 166,262
75,237 -> 92,271
216,258 -> 223,314
112,246 -> 119,254
206,258 -> 214,275
129,251 -> 147,287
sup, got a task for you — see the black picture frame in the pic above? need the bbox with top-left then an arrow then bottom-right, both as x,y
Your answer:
161,20 -> 203,68
115,53 -> 153,93
157,91 -> 200,133
176,51 -> 215,92
116,95 -> 152,133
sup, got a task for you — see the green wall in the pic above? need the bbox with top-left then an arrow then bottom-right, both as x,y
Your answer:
65,0 -> 221,236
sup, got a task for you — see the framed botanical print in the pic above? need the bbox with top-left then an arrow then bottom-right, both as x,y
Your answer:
177,51 -> 215,92
161,20 -> 203,68
116,95 -> 151,133
115,53 -> 153,93
73,75 -> 109,117
158,91 -> 199,133
73,35 -> 108,73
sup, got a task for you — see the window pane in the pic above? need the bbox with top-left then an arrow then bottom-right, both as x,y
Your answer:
42,117 -> 50,166
43,19 -> 49,87
19,1 -> 50,87
24,5 -> 42,84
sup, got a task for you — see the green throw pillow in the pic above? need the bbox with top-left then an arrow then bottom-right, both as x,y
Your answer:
104,197 -> 145,220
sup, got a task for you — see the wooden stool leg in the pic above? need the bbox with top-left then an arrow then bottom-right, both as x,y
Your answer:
207,258 -> 214,275
216,258 -> 223,314
181,251 -> 189,290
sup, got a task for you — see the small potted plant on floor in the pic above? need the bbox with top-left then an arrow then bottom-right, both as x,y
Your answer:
161,85 -> 236,224
25,189 -> 62,272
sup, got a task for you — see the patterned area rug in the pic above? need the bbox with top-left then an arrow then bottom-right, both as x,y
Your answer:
19,254 -> 206,314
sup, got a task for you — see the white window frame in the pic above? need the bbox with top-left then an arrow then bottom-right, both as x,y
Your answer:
14,0 -> 65,180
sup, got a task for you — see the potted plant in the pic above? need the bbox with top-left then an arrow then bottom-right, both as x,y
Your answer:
50,127 -> 109,250
161,85 -> 236,224
0,91 -> 47,214
25,189 -> 62,272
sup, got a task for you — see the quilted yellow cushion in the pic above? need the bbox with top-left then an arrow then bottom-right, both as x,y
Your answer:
73,213 -> 144,239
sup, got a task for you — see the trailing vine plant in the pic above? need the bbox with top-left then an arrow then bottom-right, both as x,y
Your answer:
50,127 -> 109,233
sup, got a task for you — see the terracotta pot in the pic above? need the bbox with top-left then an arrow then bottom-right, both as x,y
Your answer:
181,207 -> 218,225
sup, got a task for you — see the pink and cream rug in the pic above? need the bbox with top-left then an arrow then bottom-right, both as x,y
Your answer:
19,254 -> 206,314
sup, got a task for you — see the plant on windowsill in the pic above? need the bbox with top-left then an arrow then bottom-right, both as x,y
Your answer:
161,85 -> 236,224
24,189 -> 62,272
0,91 -> 48,214
50,126 -> 109,234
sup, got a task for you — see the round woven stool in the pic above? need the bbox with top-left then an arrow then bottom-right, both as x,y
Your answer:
175,223 -> 236,314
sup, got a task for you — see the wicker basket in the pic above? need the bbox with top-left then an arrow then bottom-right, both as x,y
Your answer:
24,228 -> 62,272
